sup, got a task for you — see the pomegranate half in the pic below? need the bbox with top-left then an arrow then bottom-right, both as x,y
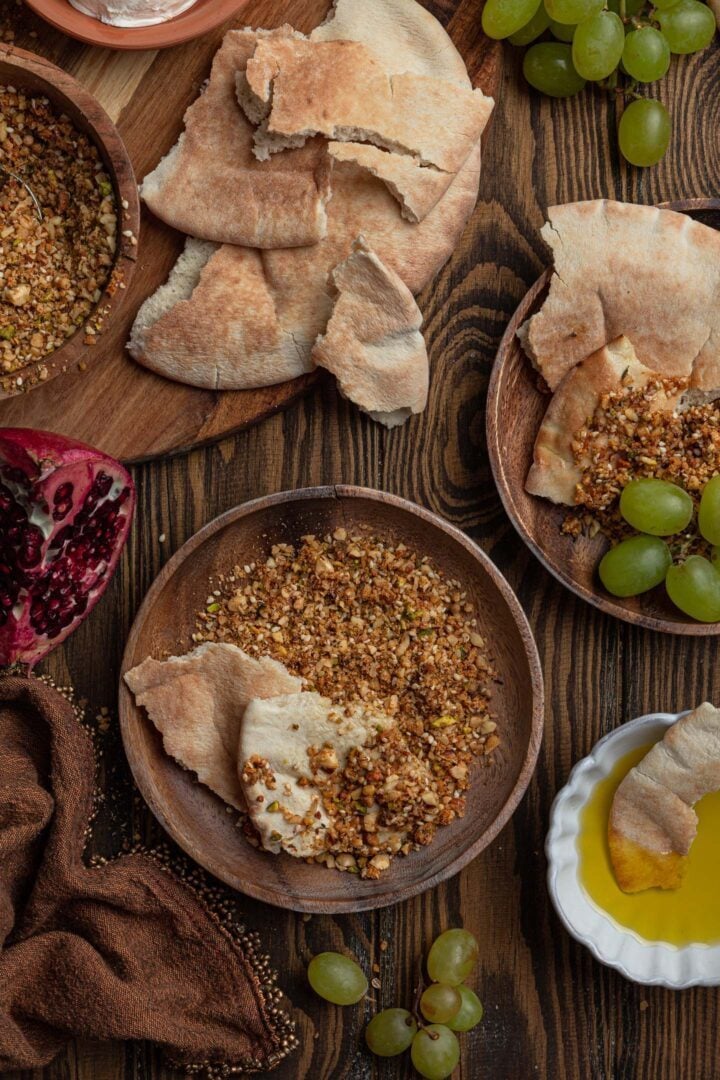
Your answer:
0,429 -> 135,668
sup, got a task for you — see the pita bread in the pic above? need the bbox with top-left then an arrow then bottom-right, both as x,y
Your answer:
242,38 -> 493,175
526,337 -> 685,505
312,238 -> 428,427
609,703 -> 720,893
519,201 -> 720,392
124,643 -> 302,810
140,27 -> 332,249
128,239 -> 313,390
327,142 -> 452,223
238,692 -> 394,857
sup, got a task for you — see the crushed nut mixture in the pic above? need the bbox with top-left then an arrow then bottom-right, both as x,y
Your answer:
564,377 -> 720,552
0,85 -> 117,378
196,531 -> 498,877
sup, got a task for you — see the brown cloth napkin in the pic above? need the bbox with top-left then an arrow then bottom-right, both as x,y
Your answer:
0,673 -> 296,1075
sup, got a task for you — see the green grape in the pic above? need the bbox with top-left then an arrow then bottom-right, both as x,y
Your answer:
307,952 -> 368,1005
365,1009 -> 417,1056
698,475 -> 720,545
572,11 -> 625,80
619,478 -> 693,535
482,0 -> 542,39
427,929 -> 479,986
550,18 -> 577,40
666,556 -> 720,622
545,0 -> 603,24
598,535 -> 672,597
447,985 -> 485,1032
411,1026 -> 460,1080
713,546 -> 720,570
657,0 -> 716,53
619,99 -> 671,166
420,983 -> 462,1024
523,42 -> 587,96
510,4 -> 552,44
622,27 -> 671,81
607,0 -> 645,15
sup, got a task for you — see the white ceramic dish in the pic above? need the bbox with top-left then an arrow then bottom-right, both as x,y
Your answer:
547,710 -> 720,988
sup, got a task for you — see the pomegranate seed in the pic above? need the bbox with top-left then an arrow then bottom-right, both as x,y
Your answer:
54,482 -> 74,504
52,502 -> 73,521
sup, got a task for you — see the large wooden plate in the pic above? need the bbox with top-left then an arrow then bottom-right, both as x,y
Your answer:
119,487 -> 544,913
487,199 -> 720,636
2,1 -> 502,463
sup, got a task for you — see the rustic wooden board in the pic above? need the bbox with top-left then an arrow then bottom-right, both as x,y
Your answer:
0,0 -> 501,463
5,2 -> 720,1080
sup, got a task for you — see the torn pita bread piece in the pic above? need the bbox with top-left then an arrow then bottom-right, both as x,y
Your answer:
124,642 -> 302,810
241,37 -> 493,175
526,336 -> 685,505
312,238 -> 429,428
609,703 -> 720,893
128,238 -> 314,390
238,692 -> 394,857
518,201 -> 720,392
141,27 -> 332,249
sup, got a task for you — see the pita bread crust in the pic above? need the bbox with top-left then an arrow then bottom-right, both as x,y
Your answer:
129,240 -> 313,390
243,38 -> 493,174
525,337 -> 684,505
520,201 -> 720,392
609,702 -> 720,893
312,239 -> 428,426
124,642 -> 301,810
327,142 -> 453,223
140,27 -> 332,249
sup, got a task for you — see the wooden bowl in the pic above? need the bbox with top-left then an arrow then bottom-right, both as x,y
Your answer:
487,199 -> 720,637
119,487 -> 544,913
25,0 -> 249,50
0,46 -> 139,400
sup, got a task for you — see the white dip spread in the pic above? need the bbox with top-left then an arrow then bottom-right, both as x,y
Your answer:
68,0 -> 199,27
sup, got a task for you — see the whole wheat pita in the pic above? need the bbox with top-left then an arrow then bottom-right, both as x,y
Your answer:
327,142 -> 453,223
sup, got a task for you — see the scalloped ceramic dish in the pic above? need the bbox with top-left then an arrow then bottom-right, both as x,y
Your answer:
547,711 -> 720,988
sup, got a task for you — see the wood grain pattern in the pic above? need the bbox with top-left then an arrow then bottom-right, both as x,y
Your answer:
0,1 -> 501,463
486,202 -> 720,636
4,1 -> 720,1079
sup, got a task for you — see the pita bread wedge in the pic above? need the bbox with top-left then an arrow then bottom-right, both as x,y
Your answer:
519,201 -> 720,392
312,238 -> 428,428
526,336 -> 685,505
128,239 -> 313,390
327,142 -> 453,223
609,703 -> 720,893
141,27 -> 331,249
238,692 -> 394,857
124,643 -> 302,810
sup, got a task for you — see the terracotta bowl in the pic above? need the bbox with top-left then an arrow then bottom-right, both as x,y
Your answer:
486,199 -> 720,637
119,487 -> 544,914
0,45 -> 139,399
25,0 -> 249,49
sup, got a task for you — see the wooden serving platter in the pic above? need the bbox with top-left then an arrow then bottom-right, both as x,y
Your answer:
3,0 -> 502,463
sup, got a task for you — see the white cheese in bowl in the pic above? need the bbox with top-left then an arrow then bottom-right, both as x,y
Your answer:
68,0 -> 199,27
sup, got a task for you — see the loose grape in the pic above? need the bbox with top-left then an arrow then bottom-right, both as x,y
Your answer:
545,0 -> 603,21
420,983 -> 462,1024
447,985 -> 485,1032
509,4 -> 552,44
619,99 -> 671,166
598,535 -> 672,597
550,18 -> 577,40
307,952 -> 368,1005
619,478 -> 693,535
572,10 -> 625,80
657,0 -> 716,53
699,476 -> 720,545
411,1026 -> 460,1080
365,1009 -> 417,1056
666,556 -> 720,623
622,27 -> 671,81
483,0 -> 542,39
523,42 -> 587,96
427,929 -> 479,986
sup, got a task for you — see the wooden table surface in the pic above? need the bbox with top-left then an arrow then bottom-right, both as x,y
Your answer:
4,1 -> 720,1077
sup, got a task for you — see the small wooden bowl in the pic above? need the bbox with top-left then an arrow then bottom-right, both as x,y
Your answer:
487,199 -> 720,637
0,45 -> 139,399
119,487 -> 544,914
25,0 -> 249,51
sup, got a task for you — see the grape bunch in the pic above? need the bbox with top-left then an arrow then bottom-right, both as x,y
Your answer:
598,476 -> 720,622
482,0 -> 717,166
